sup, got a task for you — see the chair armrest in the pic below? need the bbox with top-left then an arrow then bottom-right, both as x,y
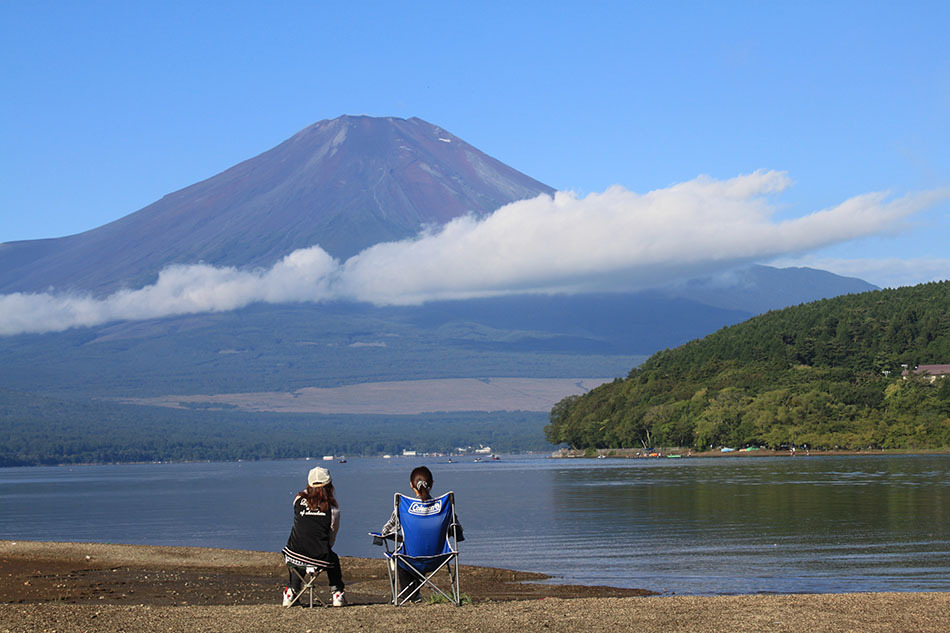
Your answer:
368,532 -> 394,546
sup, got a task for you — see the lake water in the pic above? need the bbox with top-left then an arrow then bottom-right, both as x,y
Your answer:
1,454 -> 948,596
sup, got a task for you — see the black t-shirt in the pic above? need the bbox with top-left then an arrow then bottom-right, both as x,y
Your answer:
286,496 -> 334,560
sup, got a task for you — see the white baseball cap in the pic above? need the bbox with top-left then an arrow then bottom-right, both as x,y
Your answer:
307,467 -> 331,487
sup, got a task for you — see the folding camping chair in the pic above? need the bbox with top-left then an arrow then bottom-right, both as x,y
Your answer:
282,549 -> 326,607
369,491 -> 461,606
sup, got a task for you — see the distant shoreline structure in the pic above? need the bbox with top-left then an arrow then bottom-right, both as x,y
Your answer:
551,447 -> 950,459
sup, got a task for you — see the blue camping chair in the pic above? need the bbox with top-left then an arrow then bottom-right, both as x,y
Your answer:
370,491 -> 461,606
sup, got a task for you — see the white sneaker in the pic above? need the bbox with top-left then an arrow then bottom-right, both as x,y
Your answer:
282,587 -> 294,607
332,590 -> 346,607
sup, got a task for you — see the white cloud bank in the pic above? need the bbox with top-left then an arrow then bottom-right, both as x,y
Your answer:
1,170 -> 946,335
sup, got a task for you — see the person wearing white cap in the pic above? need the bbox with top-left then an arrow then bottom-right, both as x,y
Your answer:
281,466 -> 346,606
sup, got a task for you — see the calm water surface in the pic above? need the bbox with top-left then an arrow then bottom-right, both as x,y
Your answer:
1,454 -> 948,595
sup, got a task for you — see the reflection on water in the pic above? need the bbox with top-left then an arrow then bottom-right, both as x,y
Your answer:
539,457 -> 950,594
1,455 -> 947,595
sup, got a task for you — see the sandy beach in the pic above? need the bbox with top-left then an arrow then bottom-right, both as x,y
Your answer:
2,540 -> 948,633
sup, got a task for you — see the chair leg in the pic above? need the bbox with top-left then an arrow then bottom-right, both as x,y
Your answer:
287,566 -> 324,607
388,555 -> 461,606
448,560 -> 458,605
387,558 -> 398,606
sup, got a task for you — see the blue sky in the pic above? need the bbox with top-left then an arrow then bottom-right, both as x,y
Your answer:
2,1 -> 948,291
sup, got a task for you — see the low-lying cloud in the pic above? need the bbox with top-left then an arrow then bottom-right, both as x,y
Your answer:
1,170 -> 945,335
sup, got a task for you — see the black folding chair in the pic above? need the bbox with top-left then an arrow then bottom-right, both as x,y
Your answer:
282,549 -> 327,607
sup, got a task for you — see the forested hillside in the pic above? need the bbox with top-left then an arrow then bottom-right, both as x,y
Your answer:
545,281 -> 950,451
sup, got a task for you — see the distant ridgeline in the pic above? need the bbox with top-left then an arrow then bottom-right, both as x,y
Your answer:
545,281 -> 950,451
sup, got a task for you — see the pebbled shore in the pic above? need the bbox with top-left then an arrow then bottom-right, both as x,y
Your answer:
2,540 -> 949,633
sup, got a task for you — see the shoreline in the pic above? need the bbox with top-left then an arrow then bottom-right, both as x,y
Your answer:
0,539 -> 653,606
3,541 -> 949,633
5,447 -> 950,469
551,447 -> 950,459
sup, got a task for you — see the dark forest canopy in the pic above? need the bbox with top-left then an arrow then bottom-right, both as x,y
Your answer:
546,281 -> 950,451
0,388 -> 549,467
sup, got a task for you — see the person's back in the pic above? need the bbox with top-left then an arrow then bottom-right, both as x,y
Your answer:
286,494 -> 335,558
380,466 -> 463,602
282,466 -> 346,607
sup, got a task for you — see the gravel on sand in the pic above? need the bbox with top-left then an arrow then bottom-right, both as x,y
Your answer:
2,540 -> 948,633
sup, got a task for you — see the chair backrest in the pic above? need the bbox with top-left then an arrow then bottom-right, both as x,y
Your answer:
396,491 -> 456,558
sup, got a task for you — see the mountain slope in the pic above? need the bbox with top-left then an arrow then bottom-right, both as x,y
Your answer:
660,265 -> 879,314
0,116 -> 554,295
0,265 -> 877,401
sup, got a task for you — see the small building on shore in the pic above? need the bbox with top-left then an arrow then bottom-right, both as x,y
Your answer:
902,364 -> 950,383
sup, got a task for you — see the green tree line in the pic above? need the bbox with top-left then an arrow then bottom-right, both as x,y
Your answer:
546,281 -> 950,451
0,388 -> 549,466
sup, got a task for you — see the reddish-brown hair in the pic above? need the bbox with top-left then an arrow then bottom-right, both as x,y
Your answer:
298,482 -> 338,513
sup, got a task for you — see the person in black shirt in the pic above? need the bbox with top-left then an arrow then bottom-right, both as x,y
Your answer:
282,466 -> 345,606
